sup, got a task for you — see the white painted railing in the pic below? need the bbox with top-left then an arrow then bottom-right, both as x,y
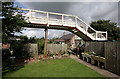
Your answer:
20,8 -> 107,41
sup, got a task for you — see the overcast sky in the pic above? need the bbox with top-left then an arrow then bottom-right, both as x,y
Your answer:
15,0 -> 119,39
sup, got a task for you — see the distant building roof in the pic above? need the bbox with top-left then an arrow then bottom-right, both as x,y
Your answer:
75,37 -> 81,40
59,34 -> 75,40
10,36 -> 21,40
54,39 -> 65,42
2,43 -> 10,49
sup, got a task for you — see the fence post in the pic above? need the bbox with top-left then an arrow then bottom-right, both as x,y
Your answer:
104,42 -> 107,69
117,42 -> 120,75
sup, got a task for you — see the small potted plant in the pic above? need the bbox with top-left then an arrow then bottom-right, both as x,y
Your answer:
44,52 -> 47,58
50,53 -> 53,59
59,50 -> 62,54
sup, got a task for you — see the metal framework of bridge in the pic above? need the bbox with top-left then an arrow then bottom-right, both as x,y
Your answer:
19,8 -> 107,52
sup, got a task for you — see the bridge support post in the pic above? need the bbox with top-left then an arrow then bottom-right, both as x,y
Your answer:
44,28 -> 48,54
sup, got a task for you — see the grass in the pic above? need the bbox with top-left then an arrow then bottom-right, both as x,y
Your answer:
3,58 -> 107,77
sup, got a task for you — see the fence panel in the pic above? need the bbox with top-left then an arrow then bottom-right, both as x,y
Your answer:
27,43 -> 38,58
84,42 -> 105,57
47,44 -> 67,54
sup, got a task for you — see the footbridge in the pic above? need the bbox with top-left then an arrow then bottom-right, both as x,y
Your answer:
20,8 -> 107,41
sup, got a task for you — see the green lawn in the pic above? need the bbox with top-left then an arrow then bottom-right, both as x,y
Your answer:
3,58 -> 106,77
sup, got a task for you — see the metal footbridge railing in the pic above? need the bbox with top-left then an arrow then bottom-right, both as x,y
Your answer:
19,8 -> 107,41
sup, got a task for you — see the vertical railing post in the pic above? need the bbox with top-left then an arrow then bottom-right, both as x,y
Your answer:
47,12 -> 49,26
29,10 -> 31,21
75,16 -> 77,27
85,24 -> 88,36
96,31 -> 97,40
106,32 -> 107,40
62,14 -> 64,25
85,24 -> 88,32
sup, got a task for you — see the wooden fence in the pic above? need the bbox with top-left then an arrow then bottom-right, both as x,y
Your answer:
84,42 -> 120,75
25,43 -> 38,58
47,44 -> 67,54
84,42 -> 105,57
105,42 -> 120,75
